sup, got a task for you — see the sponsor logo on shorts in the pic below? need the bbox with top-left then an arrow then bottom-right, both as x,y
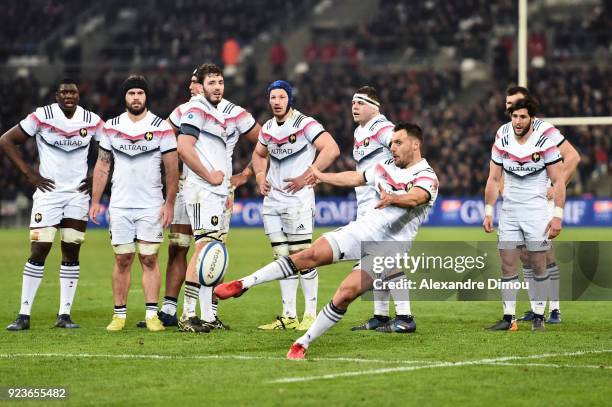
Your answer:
296,224 -> 305,231
79,128 -> 88,137
211,215 -> 219,226
34,213 -> 42,223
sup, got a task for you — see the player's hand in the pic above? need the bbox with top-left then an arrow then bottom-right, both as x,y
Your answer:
26,170 -> 55,192
375,184 -> 395,209
546,186 -> 554,200
305,165 -> 322,185
230,172 -> 248,188
160,202 -> 174,228
89,202 -> 102,225
283,173 -> 308,194
78,176 -> 92,194
207,170 -> 225,186
256,174 -> 271,196
545,217 -> 562,239
482,216 -> 494,233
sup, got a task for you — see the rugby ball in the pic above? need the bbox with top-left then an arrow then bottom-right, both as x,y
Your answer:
197,241 -> 228,287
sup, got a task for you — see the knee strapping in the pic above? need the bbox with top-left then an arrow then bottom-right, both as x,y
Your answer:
60,228 -> 85,244
269,232 -> 289,258
169,232 -> 191,247
136,242 -> 160,255
30,227 -> 57,243
113,243 -> 136,254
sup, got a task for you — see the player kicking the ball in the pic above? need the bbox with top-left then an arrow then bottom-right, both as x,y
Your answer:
215,123 -> 438,359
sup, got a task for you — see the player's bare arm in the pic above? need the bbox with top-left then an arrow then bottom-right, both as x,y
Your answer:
0,125 -> 55,192
483,160 -> 503,233
252,141 -> 271,196
545,160 -> 566,239
287,132 -> 340,192
161,150 -> 179,228
177,134 -> 224,185
375,184 -> 430,209
231,122 -> 262,188
89,147 -> 112,224
308,164 -> 366,188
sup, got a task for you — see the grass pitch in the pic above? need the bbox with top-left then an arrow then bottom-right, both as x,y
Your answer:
1,227 -> 611,406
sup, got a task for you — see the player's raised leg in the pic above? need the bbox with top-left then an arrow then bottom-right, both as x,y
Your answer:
215,235 -> 334,300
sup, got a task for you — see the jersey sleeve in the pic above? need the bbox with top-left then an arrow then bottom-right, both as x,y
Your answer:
168,106 -> 182,129
363,165 -> 378,187
378,125 -> 394,148
413,174 -> 438,201
303,119 -> 326,143
491,143 -> 503,166
19,110 -> 41,137
92,118 -> 105,142
541,122 -> 565,146
99,126 -> 112,151
236,111 -> 256,136
257,128 -> 268,146
543,144 -> 562,166
160,130 -> 177,153
179,106 -> 206,138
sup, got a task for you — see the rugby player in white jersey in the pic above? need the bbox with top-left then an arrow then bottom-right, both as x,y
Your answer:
2,79 -> 103,331
502,87 -> 580,324
174,64 -> 234,333
216,123 -> 438,359
483,98 -> 566,331
156,64 -> 260,331
249,80 -> 339,331
348,86 -> 414,334
89,75 -> 179,332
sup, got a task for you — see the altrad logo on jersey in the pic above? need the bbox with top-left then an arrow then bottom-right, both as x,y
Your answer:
53,139 -> 84,147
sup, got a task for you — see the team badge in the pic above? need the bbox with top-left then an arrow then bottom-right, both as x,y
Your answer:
405,181 -> 414,191
79,128 -> 88,137
211,216 -> 219,226
531,152 -> 541,162
34,213 -> 42,223
144,132 -> 153,141
363,137 -> 370,147
288,134 -> 297,144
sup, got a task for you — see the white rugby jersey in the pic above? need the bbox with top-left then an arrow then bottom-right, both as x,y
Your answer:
19,103 -> 103,194
168,100 -> 191,181
495,118 -> 565,146
362,158 -> 439,239
100,111 -> 176,209
491,127 -> 562,216
352,114 -> 394,216
179,96 -> 228,195
258,109 -> 326,205
218,99 -> 256,185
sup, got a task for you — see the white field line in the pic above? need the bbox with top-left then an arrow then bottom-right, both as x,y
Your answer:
486,362 -> 609,369
0,353 -> 429,365
270,349 -> 612,383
